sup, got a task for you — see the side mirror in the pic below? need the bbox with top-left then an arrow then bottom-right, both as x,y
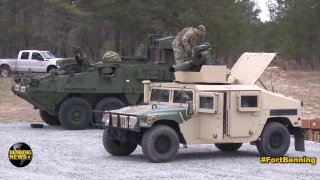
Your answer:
186,101 -> 195,117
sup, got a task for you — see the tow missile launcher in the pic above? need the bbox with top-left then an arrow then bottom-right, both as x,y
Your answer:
99,42 -> 305,163
11,34 -> 178,130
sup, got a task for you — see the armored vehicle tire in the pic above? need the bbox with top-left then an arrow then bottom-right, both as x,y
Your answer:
256,122 -> 290,157
214,143 -> 243,151
39,109 -> 60,125
102,128 -> 137,156
94,97 -> 125,125
141,125 -> 180,163
58,97 -> 92,130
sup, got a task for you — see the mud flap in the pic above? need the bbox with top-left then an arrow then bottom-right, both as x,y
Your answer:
293,128 -> 305,152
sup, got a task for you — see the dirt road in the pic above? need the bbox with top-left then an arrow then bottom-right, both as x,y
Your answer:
0,122 -> 319,180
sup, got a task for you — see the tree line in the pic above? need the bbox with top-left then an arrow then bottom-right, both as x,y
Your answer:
0,0 -> 319,70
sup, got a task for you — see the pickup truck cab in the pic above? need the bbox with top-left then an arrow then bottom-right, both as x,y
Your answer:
0,50 -> 62,77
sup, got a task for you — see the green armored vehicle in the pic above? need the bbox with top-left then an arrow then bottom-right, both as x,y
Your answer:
11,34 -> 178,130
100,42 -> 305,163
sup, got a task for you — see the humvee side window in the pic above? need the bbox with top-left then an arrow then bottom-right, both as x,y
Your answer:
150,89 -> 170,102
173,90 -> 193,103
200,96 -> 214,109
241,96 -> 258,107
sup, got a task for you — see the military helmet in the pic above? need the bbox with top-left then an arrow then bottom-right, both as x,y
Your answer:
198,25 -> 206,34
102,51 -> 121,62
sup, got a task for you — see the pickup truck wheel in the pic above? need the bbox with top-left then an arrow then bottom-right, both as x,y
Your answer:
256,122 -> 290,157
94,97 -> 125,125
47,66 -> 57,73
0,65 -> 11,77
102,128 -> 137,156
141,125 -> 179,163
58,97 -> 92,130
214,143 -> 243,151
39,109 -> 60,125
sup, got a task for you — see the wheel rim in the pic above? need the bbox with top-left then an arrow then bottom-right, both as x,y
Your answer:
68,106 -> 85,122
269,132 -> 283,149
1,68 -> 9,76
155,135 -> 171,154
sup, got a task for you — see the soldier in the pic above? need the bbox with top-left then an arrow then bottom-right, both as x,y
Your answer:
172,25 -> 206,64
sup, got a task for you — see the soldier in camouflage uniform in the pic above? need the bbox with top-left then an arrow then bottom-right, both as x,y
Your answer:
102,51 -> 121,62
172,25 -> 206,64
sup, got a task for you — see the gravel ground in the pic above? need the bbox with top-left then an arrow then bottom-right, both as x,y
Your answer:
0,122 -> 319,180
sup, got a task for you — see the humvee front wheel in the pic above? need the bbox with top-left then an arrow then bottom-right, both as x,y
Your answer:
256,122 -> 290,157
214,143 -> 243,151
102,128 -> 137,156
141,125 -> 180,163
39,109 -> 60,125
58,97 -> 92,130
94,97 -> 125,125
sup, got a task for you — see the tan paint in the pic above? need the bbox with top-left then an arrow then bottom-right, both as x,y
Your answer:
141,52 -> 302,145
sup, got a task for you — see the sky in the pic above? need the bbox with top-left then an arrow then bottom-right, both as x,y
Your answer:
257,0 -> 270,22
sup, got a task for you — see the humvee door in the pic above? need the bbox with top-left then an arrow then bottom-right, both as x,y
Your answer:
197,92 -> 224,140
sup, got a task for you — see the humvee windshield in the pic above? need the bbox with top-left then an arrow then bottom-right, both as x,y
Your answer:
150,88 -> 194,104
150,89 -> 170,102
173,90 -> 193,104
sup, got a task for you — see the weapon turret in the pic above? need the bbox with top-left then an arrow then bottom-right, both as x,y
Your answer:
169,42 -> 229,84
169,42 -> 212,73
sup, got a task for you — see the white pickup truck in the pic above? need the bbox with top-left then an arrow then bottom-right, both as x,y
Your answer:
0,50 -> 63,77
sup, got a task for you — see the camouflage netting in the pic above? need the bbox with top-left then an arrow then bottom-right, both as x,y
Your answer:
102,51 -> 121,62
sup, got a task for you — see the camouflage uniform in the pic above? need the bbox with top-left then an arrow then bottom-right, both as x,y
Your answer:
172,27 -> 201,64
102,51 -> 121,63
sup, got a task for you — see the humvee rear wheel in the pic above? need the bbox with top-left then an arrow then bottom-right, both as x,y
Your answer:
214,143 -> 243,151
141,125 -> 180,163
256,122 -> 290,157
102,128 -> 137,156
94,97 -> 125,125
39,109 -> 60,125
58,97 -> 92,130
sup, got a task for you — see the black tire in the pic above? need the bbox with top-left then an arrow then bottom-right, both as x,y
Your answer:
214,143 -> 243,151
256,122 -> 290,157
47,66 -> 57,73
94,97 -> 125,124
58,97 -> 92,130
102,128 -> 137,156
39,109 -> 60,125
141,125 -> 180,163
0,65 -> 11,77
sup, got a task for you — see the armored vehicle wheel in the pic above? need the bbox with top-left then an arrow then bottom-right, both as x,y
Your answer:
214,143 -> 243,151
256,122 -> 290,157
39,109 -> 60,125
94,97 -> 125,124
102,128 -> 137,156
141,125 -> 180,163
58,97 -> 92,130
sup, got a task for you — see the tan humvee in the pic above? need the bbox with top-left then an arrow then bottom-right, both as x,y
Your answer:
101,52 -> 306,163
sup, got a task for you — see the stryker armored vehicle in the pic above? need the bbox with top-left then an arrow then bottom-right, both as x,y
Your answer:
11,34 -> 179,130
99,43 -> 305,163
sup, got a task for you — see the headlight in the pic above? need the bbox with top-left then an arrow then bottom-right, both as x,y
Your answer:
103,112 -> 109,125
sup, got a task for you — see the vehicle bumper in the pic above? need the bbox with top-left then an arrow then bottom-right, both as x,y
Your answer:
291,127 -> 305,152
94,111 -> 141,131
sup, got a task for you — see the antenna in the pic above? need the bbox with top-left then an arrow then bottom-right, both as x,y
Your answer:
270,71 -> 274,93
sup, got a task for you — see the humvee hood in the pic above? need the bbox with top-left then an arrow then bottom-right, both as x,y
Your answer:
110,104 -> 186,115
